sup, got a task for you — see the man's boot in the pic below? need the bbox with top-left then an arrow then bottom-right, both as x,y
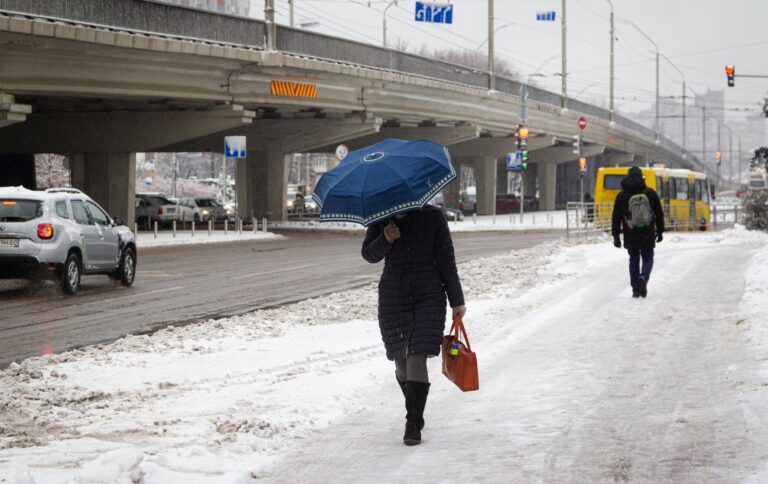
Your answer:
403,381 -> 430,446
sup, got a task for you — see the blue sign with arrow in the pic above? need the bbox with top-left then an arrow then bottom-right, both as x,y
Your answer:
506,152 -> 522,171
224,136 -> 247,159
415,1 -> 453,24
536,11 -> 557,21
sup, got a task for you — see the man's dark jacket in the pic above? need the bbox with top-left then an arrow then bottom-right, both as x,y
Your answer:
611,176 -> 665,250
362,206 -> 464,360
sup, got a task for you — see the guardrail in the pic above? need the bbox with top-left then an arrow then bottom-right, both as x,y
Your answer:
565,202 -> 743,240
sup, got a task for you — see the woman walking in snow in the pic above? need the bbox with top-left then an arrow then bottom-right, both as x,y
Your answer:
361,205 -> 466,446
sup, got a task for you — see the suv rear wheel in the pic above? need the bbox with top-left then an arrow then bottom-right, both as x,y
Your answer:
60,252 -> 81,295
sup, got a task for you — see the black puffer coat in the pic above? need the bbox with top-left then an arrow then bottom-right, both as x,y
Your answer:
611,176 -> 664,250
361,206 -> 464,360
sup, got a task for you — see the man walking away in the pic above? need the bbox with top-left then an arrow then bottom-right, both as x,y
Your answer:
611,167 -> 664,298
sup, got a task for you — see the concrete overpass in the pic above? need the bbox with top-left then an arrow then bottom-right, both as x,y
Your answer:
0,0 -> 716,224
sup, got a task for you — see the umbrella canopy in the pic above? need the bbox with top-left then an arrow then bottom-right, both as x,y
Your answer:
312,138 -> 456,226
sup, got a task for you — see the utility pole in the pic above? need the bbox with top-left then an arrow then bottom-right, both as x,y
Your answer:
662,55 -> 686,150
488,0 -> 495,90
729,132 -> 733,182
738,135 -> 742,183
289,0 -> 294,27
561,0 -> 567,108
607,0 -> 614,121
265,0 -> 276,50
655,50 -> 660,137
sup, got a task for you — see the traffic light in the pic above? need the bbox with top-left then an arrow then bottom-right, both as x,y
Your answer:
572,135 -> 582,156
522,162 -> 528,170
518,127 -> 529,140
716,150 -> 722,165
578,157 -> 587,174
725,65 -> 735,87
521,150 -> 529,162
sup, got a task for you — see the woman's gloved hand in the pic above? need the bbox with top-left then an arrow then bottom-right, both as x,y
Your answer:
452,305 -> 466,319
384,220 -> 401,244
613,236 -> 621,248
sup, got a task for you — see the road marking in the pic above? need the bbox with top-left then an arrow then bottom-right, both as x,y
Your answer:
77,286 -> 185,307
232,264 -> 320,280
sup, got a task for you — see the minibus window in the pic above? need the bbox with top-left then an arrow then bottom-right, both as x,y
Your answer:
603,175 -> 624,190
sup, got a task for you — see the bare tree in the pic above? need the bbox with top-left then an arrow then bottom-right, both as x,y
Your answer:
35,154 -> 70,189
413,46 -> 519,80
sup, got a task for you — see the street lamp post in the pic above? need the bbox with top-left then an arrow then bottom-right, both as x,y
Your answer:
488,0 -> 495,90
561,0 -> 567,107
265,0 -> 276,50
617,19 -> 659,138
382,0 -> 397,48
605,0 -> 614,121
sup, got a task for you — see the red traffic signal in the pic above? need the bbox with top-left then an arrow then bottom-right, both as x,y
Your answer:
517,126 -> 529,139
725,65 -> 735,87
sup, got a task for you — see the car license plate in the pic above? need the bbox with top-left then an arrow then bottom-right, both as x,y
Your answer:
0,238 -> 19,248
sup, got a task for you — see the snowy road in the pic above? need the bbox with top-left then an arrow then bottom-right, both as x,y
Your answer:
0,230 -> 559,368
1,228 -> 767,483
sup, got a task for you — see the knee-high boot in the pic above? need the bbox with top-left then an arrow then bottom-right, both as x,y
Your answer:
403,380 -> 430,446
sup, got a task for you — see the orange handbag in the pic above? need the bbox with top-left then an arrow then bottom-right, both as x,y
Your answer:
441,315 -> 479,392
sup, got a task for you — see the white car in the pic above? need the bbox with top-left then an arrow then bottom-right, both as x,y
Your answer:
0,186 -> 137,294
178,198 -> 232,223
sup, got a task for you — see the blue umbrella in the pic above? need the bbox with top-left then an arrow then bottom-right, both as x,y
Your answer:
312,138 -> 456,226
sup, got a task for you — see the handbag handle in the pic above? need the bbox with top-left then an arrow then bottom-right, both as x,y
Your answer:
448,315 -> 472,352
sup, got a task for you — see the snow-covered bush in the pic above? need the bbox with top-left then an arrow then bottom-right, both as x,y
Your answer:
742,190 -> 768,231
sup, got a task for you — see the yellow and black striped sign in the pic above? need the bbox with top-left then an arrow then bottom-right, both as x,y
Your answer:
270,80 -> 317,98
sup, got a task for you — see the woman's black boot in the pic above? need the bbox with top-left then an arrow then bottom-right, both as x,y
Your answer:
403,381 -> 430,446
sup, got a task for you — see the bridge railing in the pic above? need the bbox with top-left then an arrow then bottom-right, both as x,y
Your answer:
0,0 -> 265,47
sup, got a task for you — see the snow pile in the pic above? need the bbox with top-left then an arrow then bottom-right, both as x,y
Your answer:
137,230 -> 283,248
272,210 -> 567,233
1,228 -> 766,482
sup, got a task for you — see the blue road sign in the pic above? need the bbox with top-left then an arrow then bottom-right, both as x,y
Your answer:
536,11 -> 557,21
506,152 -> 523,171
415,1 -> 453,24
224,136 -> 247,158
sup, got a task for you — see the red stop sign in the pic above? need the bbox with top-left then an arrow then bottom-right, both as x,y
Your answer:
578,116 -> 587,130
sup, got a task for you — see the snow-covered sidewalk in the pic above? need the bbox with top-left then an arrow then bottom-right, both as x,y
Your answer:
1,227 -> 768,483
136,230 -> 283,248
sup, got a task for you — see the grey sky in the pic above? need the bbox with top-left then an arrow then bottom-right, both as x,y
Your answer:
249,0 -> 768,123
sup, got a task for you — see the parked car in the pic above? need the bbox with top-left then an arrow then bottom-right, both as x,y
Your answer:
179,197 -> 231,222
304,194 -> 318,212
135,193 -> 181,229
441,206 -> 465,222
495,194 -> 521,213
0,186 -> 136,294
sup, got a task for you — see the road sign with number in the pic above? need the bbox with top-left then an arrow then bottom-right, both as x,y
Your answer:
415,1 -> 453,24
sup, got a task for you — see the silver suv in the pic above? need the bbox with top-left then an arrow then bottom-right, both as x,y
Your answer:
0,186 -> 137,295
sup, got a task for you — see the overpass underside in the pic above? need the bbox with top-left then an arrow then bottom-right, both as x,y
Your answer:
0,7 -> 707,223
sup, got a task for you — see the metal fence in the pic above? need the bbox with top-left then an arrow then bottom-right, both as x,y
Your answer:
565,202 -> 744,240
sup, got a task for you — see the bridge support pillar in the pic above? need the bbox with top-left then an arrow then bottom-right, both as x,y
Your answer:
236,151 -> 289,221
70,153 -> 136,224
539,163 -> 557,212
459,156 -> 496,216
496,159 -> 509,194
524,163 -> 537,203
0,154 -> 36,189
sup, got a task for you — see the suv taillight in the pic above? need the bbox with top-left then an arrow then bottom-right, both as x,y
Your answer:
37,223 -> 54,240
158,207 -> 164,215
